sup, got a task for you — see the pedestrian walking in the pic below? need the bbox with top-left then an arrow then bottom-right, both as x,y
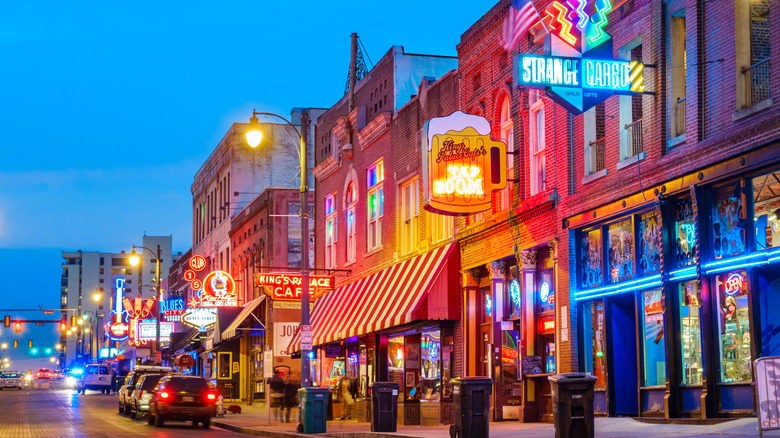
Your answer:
337,375 -> 356,420
284,376 -> 300,423
269,371 -> 286,422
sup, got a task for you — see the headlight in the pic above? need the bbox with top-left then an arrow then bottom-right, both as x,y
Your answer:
25,375 -> 32,381
66,376 -> 77,387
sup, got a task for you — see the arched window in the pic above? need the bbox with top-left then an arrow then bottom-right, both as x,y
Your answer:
497,96 -> 513,211
346,182 -> 357,263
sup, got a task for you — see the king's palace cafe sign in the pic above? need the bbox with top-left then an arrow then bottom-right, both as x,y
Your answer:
422,111 -> 508,216
513,0 -> 645,115
256,273 -> 335,301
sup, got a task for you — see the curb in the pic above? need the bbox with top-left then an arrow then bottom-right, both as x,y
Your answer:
213,421 -> 431,438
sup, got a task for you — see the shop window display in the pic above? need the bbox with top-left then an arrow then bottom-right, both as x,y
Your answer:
581,228 -> 603,289
501,330 -> 521,392
716,271 -> 751,383
674,198 -> 697,268
388,336 -> 405,389
358,335 -> 375,397
582,300 -> 607,390
420,330 -> 441,400
607,218 -> 635,283
641,289 -> 666,387
679,281 -> 703,385
638,211 -> 663,276
711,184 -> 745,259
752,169 -> 780,250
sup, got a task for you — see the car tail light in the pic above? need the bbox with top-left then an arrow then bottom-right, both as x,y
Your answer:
159,391 -> 170,401
139,390 -> 143,398
205,390 -> 218,403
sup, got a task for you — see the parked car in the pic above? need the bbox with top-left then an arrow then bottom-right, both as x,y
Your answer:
148,376 -> 219,429
36,368 -> 53,379
0,372 -> 23,390
118,365 -> 171,415
78,363 -> 111,394
129,373 -> 165,420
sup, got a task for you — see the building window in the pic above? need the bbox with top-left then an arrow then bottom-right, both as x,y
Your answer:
716,270 -> 752,383
737,0 -> 771,109
752,168 -> 780,250
529,93 -> 546,195
430,212 -> 454,244
583,103 -> 606,176
620,42 -> 644,160
497,97 -> 513,211
583,299 -> 607,390
711,183 -> 746,259
346,183 -> 357,264
399,177 -> 419,255
607,217 -> 635,284
669,11 -> 687,139
679,280 -> 703,385
324,194 -> 337,269
367,161 -> 384,251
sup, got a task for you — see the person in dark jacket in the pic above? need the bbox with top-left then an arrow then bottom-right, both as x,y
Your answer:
269,371 -> 286,421
284,376 -> 300,423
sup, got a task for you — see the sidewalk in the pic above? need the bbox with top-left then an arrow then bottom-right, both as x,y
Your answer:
213,401 -> 779,438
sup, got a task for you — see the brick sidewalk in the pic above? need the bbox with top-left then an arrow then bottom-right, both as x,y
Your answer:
212,401 -> 780,438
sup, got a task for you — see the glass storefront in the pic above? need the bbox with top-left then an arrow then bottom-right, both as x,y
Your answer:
641,288 -> 666,387
582,299 -> 607,390
420,329 -> 441,400
716,270 -> 751,383
537,269 -> 555,374
679,280 -> 703,385
752,169 -> 780,250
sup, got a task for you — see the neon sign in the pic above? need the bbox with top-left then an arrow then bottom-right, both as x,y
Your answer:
136,319 -> 174,341
485,293 -> 493,317
510,280 -> 521,308
255,273 -> 334,301
422,112 -> 507,216
182,307 -> 217,331
724,273 -> 744,296
540,281 -> 554,304
200,270 -> 238,307
108,278 -> 129,341
160,296 -> 185,322
190,255 -> 206,271
513,0 -> 644,115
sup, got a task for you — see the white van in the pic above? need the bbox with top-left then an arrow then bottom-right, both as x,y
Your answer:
79,363 -> 112,394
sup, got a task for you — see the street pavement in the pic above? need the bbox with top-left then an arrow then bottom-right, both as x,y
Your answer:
0,379 -> 242,438
212,400 -> 780,438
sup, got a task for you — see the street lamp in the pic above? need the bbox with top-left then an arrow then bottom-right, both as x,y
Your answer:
93,292 -> 102,302
245,109 -> 312,388
129,245 -> 163,364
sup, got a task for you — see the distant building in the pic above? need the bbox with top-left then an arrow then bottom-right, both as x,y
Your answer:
59,236 -> 181,367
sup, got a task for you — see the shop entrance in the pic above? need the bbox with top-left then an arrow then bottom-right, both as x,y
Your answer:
607,293 -> 639,416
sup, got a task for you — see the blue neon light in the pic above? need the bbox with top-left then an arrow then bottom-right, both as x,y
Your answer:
574,274 -> 662,301
575,280 -> 663,301
704,248 -> 780,274
540,282 -> 552,304
669,266 -> 697,281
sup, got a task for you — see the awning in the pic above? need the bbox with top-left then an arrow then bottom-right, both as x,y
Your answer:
168,328 -> 200,353
221,296 -> 265,341
288,243 -> 458,352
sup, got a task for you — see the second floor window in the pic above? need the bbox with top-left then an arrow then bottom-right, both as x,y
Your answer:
400,177 -> 419,255
367,161 -> 384,251
529,93 -> 546,195
325,194 -> 337,269
346,183 -> 357,264
430,211 -> 454,243
497,97 -> 513,211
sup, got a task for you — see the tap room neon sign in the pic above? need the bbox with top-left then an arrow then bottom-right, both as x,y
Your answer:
513,0 -> 644,115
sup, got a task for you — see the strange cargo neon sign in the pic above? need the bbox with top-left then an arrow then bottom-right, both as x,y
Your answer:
513,0 -> 645,115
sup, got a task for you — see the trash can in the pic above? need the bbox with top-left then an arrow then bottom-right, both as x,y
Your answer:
548,373 -> 597,438
449,376 -> 492,438
297,386 -> 330,434
371,381 -> 399,432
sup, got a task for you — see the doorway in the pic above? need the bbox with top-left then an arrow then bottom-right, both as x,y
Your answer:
607,293 -> 639,416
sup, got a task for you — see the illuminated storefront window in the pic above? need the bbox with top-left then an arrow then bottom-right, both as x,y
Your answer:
641,288 -> 666,387
580,227 -> 603,289
716,270 -> 751,383
711,184 -> 745,259
367,161 -> 384,251
607,217 -> 635,284
583,300 -> 607,390
674,197 -> 697,268
420,329 -> 441,400
752,168 -> 780,250
637,211 -> 663,277
679,281 -> 703,385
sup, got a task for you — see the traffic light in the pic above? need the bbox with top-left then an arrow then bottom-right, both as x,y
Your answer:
28,340 -> 32,349
13,340 -> 17,349
71,315 -> 76,327
14,322 -> 21,333
45,347 -> 51,354
60,321 -> 67,332
3,315 -> 9,327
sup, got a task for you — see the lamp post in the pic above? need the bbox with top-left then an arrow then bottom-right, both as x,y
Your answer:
245,109 -> 312,388
129,245 -> 163,364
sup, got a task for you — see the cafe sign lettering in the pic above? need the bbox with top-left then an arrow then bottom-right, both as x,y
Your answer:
422,111 -> 507,216
200,270 -> 238,307
256,273 -> 335,301
513,0 -> 644,115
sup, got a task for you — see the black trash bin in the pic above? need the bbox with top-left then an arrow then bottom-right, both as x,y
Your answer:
548,373 -> 597,438
371,381 -> 399,432
450,376 -> 492,438
297,386 -> 330,434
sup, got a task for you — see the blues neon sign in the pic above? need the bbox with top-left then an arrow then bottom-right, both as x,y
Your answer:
513,0 -> 644,115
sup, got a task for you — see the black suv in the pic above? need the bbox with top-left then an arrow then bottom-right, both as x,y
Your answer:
147,376 -> 219,429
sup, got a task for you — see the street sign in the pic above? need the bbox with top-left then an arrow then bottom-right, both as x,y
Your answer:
35,322 -> 45,326
263,350 -> 274,378
300,325 -> 312,351
42,310 -> 54,315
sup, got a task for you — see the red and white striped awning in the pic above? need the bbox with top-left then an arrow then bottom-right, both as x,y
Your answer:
288,243 -> 457,352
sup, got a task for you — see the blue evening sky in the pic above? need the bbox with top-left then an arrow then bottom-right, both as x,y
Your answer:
0,1 -> 494,371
